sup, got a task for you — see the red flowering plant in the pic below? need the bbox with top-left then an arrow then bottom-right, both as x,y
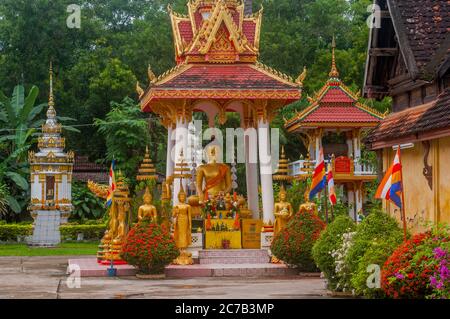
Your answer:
271,209 -> 326,271
381,227 -> 449,299
121,218 -> 179,274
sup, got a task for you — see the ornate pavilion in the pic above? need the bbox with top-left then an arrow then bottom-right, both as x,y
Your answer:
138,0 -> 304,223
284,41 -> 385,219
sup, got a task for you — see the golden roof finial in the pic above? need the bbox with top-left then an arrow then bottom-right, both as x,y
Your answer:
329,36 -> 340,78
295,66 -> 307,86
148,65 -> 157,84
47,61 -> 56,119
136,81 -> 144,98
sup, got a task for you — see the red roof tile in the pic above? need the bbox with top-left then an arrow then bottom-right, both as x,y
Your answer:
155,64 -> 298,90
243,21 -> 256,44
301,106 -> 382,123
320,88 -> 354,103
366,89 -> 450,146
179,21 -> 194,44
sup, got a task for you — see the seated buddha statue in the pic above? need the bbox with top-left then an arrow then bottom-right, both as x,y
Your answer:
196,144 -> 232,203
138,187 -> 158,223
273,185 -> 293,236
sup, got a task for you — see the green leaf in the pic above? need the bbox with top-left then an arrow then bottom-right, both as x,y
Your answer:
20,86 -> 39,123
5,195 -> 21,213
11,85 -> 25,116
62,125 -> 81,133
27,103 -> 45,123
5,172 -> 29,190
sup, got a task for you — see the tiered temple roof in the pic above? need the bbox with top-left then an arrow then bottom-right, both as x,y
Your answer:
139,0 -> 302,113
285,40 -> 385,132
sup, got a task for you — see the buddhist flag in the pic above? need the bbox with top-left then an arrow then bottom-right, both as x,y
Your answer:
327,164 -> 337,206
375,148 -> 403,208
105,160 -> 116,208
309,148 -> 326,200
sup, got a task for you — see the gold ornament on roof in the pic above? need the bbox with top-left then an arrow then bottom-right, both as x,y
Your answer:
295,66 -> 307,86
329,36 -> 340,78
136,81 -> 144,98
147,65 -> 158,84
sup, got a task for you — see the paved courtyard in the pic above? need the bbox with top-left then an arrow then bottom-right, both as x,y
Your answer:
0,256 -> 329,299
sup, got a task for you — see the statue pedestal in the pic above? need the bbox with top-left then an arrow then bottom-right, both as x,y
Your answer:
29,211 -> 61,247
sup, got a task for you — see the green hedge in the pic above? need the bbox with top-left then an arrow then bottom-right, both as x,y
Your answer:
60,225 -> 106,241
0,224 -> 106,241
0,224 -> 33,241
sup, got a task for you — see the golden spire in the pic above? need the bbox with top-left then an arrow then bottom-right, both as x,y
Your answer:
136,146 -> 158,181
329,36 -> 339,78
47,61 -> 56,119
273,145 -> 293,182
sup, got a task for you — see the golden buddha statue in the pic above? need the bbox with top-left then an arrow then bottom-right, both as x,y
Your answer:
113,201 -> 129,244
172,183 -> 194,265
138,187 -> 158,222
196,145 -> 232,202
273,185 -> 293,236
299,189 -> 318,215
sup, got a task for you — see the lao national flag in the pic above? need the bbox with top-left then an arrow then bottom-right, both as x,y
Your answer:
309,148 -> 326,200
327,164 -> 337,206
375,148 -> 403,208
105,160 -> 116,208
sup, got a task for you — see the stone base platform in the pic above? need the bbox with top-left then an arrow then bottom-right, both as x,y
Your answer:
68,258 -> 136,277
69,249 -> 298,278
165,263 -> 297,278
198,249 -> 270,264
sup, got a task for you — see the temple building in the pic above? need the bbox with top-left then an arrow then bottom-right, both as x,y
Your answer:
285,40 -> 385,219
28,64 -> 74,246
364,0 -> 450,233
138,0 -> 304,223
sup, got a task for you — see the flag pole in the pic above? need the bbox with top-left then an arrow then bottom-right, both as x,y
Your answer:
324,179 -> 329,224
397,146 -> 408,241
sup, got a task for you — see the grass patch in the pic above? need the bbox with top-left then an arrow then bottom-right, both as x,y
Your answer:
0,242 -> 99,256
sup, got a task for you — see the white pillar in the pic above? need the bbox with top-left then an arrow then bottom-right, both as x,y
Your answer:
346,133 -> 353,158
353,130 -> 362,173
257,119 -> 274,224
172,119 -> 189,205
315,134 -> 321,161
348,187 -> 355,220
245,128 -> 259,218
355,183 -> 363,216
166,126 -> 174,179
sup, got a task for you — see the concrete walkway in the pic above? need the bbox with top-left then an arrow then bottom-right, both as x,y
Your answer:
0,256 -> 329,299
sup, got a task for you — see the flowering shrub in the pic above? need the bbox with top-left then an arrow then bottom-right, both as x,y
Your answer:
351,237 -> 400,298
121,219 -> 179,274
428,243 -> 450,299
271,209 -> 326,271
382,226 -> 450,299
346,210 -> 404,278
331,231 -> 356,292
312,215 -> 356,290
381,232 -> 432,298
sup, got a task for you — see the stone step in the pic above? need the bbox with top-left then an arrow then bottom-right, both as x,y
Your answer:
198,249 -> 269,258
165,264 -> 299,278
200,256 -> 270,264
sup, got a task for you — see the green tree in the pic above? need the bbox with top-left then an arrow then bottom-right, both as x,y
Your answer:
94,97 -> 150,180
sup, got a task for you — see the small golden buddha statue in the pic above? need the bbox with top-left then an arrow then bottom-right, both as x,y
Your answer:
113,201 -> 129,244
299,189 -> 318,215
138,187 -> 158,223
273,185 -> 293,237
196,144 -> 232,203
172,183 -> 194,265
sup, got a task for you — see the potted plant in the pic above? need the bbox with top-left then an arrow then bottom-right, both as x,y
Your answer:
121,218 -> 179,279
